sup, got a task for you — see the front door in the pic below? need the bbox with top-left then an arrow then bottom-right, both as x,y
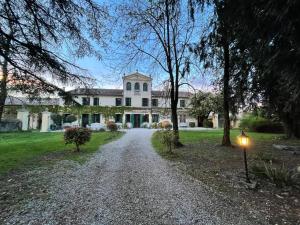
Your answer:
133,114 -> 140,128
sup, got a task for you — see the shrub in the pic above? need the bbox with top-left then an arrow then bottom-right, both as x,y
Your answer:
51,114 -> 62,126
107,121 -> 118,131
65,114 -> 77,123
203,119 -> 213,128
239,114 -> 283,133
160,130 -> 175,153
189,122 -> 196,127
251,162 -> 298,187
64,127 -> 92,152
151,122 -> 158,129
159,120 -> 172,130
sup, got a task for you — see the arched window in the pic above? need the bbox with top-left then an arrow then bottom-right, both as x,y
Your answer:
134,82 -> 140,91
126,82 -> 131,91
143,83 -> 148,91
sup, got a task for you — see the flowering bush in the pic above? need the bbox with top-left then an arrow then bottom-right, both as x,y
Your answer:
106,121 -> 118,131
159,120 -> 172,130
64,127 -> 92,151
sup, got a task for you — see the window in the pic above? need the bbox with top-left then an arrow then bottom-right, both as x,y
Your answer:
143,83 -> 148,91
92,114 -> 100,123
152,99 -> 158,107
125,97 -> 131,106
142,114 -> 149,122
115,98 -> 122,106
180,99 -> 185,108
152,114 -> 159,123
142,98 -> 149,107
93,97 -> 99,106
179,114 -> 186,123
125,114 -> 131,123
82,97 -> 90,106
63,114 -> 70,123
115,114 -> 122,123
126,82 -> 131,90
134,82 -> 140,91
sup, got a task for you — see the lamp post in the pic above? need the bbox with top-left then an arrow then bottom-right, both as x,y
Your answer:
238,130 -> 250,183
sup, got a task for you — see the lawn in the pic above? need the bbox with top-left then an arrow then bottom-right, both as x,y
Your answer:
152,129 -> 300,225
0,131 -> 123,175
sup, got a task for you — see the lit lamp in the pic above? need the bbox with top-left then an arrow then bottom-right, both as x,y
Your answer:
238,131 -> 250,183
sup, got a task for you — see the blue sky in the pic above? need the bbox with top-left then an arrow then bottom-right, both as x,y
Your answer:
71,0 -> 215,92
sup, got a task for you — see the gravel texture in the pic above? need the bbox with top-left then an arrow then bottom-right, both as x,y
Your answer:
2,129 -> 269,225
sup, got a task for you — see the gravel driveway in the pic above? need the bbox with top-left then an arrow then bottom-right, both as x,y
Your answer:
3,129 -> 269,225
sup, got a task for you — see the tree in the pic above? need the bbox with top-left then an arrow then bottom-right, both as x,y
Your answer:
116,0 -> 197,146
228,0 -> 300,138
64,127 -> 92,152
189,91 -> 222,126
189,0 -> 237,146
0,0 -> 108,121
205,0 -> 300,138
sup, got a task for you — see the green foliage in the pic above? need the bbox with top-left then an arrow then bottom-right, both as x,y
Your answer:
106,121 -> 118,132
64,128 -> 92,151
189,122 -> 195,127
239,114 -> 283,133
203,119 -> 213,128
189,91 -> 223,119
151,122 -> 158,129
251,162 -> 298,187
65,114 -> 77,123
160,131 -> 175,153
50,114 -> 62,126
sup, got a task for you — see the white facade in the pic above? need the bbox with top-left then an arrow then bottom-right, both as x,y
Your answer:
68,72 -> 197,128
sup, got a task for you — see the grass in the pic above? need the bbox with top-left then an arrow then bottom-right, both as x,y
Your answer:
0,131 -> 123,175
152,129 -> 300,225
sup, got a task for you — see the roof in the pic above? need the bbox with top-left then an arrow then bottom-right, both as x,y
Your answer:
69,88 -> 192,98
5,96 -> 60,106
69,88 -> 123,96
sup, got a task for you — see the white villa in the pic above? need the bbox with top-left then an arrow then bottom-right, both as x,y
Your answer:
3,72 -> 219,131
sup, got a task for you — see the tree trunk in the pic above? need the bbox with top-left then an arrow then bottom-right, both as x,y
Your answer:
0,58 -> 8,123
171,101 -> 181,146
222,36 -> 232,146
282,112 -> 300,139
75,143 -> 80,152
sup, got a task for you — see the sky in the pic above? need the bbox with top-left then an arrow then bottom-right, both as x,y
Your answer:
66,0 -> 215,93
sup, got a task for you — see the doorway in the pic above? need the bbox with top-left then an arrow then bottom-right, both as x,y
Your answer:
82,114 -> 89,127
133,114 -> 140,128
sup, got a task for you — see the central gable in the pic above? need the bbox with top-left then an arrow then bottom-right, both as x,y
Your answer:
123,72 -> 152,81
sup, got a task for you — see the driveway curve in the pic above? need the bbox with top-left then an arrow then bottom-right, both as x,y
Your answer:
4,129 -> 268,225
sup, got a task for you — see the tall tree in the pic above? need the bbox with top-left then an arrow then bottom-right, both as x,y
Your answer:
189,0 -> 237,146
211,0 -> 300,138
0,0 -> 108,121
117,0 -> 196,146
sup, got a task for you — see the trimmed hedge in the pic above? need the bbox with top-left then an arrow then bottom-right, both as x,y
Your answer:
239,115 -> 283,133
